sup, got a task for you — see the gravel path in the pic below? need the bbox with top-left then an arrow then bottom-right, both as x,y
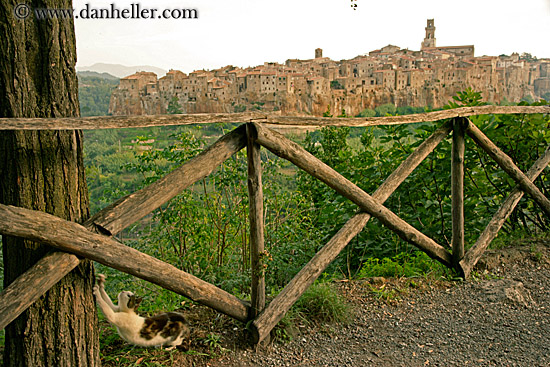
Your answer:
206,242 -> 550,367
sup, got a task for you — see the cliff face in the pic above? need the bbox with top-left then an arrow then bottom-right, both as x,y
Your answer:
109,81 -> 537,117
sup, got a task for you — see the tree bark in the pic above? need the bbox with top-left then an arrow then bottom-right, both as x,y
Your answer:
0,1 -> 99,366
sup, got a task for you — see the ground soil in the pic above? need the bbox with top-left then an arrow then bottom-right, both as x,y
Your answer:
5,240 -> 548,366
183,239 -> 550,367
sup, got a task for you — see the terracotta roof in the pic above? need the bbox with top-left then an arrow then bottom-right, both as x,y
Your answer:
436,45 -> 474,50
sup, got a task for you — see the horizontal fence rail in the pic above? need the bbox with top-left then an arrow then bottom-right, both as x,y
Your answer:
0,105 -> 549,130
0,105 -> 549,346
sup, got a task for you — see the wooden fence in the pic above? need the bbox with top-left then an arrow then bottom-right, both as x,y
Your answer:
0,105 -> 549,344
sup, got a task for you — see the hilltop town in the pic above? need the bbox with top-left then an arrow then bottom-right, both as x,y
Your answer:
109,19 -> 550,117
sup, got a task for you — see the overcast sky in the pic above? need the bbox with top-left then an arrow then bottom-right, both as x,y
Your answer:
74,0 -> 550,73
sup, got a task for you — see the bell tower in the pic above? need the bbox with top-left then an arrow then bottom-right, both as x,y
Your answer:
315,48 -> 323,59
421,19 -> 436,49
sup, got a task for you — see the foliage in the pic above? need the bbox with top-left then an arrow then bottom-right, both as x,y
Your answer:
292,282 -> 352,324
358,105 -> 425,118
323,105 -> 333,117
167,96 -> 183,114
81,92 -> 549,319
520,52 -> 537,62
356,108 -> 376,117
299,93 -> 550,276
357,251 -> 448,278
330,80 -> 344,90
118,127 -> 320,294
336,108 -> 349,118
77,73 -> 119,116
374,103 -> 397,116
233,104 -> 246,113
396,105 -> 427,115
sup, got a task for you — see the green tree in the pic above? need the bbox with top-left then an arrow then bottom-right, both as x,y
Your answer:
521,95 -> 535,104
323,105 -> 333,117
121,128 -> 319,293
78,74 -> 119,116
330,80 -> 344,90
167,95 -> 183,114
520,52 -> 537,62
375,103 -> 397,116
298,91 -> 550,276
356,108 -> 376,117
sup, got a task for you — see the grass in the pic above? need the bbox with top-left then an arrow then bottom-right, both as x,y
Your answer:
357,251 -> 452,279
489,229 -> 550,250
293,283 -> 352,324
273,282 -> 353,343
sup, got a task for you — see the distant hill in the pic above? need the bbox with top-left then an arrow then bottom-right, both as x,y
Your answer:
77,63 -> 167,78
77,70 -> 119,80
77,72 -> 120,116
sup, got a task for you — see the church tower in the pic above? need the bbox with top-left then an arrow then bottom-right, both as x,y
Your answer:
315,48 -> 323,59
421,19 -> 436,49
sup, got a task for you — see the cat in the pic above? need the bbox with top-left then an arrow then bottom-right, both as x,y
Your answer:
93,274 -> 190,349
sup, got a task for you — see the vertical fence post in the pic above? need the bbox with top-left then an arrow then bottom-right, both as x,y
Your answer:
451,117 -> 465,268
246,123 -> 266,319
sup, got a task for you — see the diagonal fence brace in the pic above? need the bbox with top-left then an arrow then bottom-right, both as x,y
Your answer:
253,122 -> 452,266
250,120 -> 454,343
84,124 -> 248,236
459,145 -> 550,277
0,204 -> 251,324
465,119 -> 550,218
0,125 -> 249,331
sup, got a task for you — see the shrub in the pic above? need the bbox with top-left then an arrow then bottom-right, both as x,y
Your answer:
293,283 -> 352,324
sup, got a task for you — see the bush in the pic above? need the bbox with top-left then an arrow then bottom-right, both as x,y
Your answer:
274,282 -> 352,342
358,252 -> 447,278
293,283 -> 352,324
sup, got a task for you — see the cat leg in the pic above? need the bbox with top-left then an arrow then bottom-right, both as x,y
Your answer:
97,274 -> 119,312
164,338 -> 182,351
93,284 -> 119,324
163,331 -> 186,350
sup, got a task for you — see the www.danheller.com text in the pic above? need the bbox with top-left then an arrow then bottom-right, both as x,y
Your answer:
17,3 -> 199,20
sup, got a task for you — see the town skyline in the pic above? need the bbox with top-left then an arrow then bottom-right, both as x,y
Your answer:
108,18 -> 550,118
74,0 -> 550,74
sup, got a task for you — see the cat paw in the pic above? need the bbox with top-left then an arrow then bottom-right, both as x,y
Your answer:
97,274 -> 106,286
92,285 -> 101,297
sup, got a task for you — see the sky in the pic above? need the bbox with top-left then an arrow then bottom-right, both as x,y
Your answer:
74,0 -> 550,74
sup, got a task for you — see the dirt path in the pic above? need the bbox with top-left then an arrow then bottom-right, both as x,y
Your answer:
205,241 -> 550,367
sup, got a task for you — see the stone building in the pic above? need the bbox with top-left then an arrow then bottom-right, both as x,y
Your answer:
110,19 -> 544,116
118,71 -> 157,98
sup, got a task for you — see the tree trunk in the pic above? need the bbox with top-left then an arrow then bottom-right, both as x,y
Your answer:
0,1 -> 100,366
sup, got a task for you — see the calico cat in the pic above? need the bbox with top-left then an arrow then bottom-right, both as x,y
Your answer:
93,274 -> 189,349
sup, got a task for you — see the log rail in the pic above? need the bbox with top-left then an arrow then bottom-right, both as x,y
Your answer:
0,105 -> 549,344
